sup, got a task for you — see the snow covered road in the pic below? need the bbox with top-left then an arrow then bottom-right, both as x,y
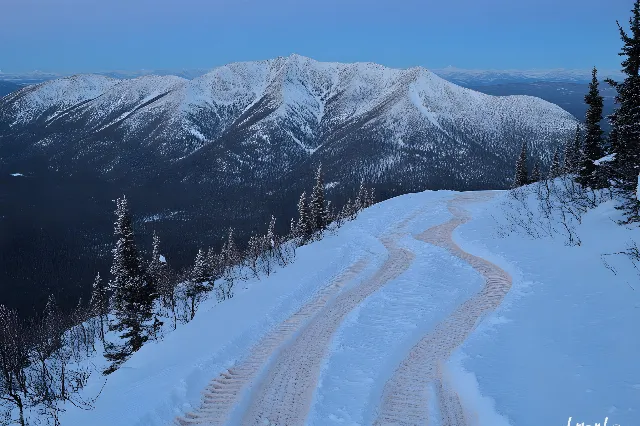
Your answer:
175,259 -> 370,426
174,191 -> 511,426
374,192 -> 511,425
240,237 -> 414,426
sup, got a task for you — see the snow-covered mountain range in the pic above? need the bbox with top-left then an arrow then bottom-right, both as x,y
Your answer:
0,55 -> 579,312
1,54 -> 576,187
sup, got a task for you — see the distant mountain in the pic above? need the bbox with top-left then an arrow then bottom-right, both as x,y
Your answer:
431,66 -> 625,86
0,69 -> 210,85
468,81 -> 617,131
0,55 -> 577,317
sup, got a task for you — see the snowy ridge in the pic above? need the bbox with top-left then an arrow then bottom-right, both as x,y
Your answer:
0,54 -> 578,192
3,55 -> 576,150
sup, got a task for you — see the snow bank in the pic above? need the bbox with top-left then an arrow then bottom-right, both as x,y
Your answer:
448,189 -> 640,426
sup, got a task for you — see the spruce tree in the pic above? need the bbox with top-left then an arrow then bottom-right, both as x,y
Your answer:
104,196 -> 155,374
89,273 -> 108,344
578,67 -> 605,188
147,231 -> 168,303
512,142 -> 528,188
205,247 -> 218,281
549,148 -> 561,179
186,249 -> 210,320
310,164 -> 328,233
356,180 -> 366,211
295,192 -> 312,243
563,125 -> 581,174
530,162 -> 541,182
606,0 -> 640,221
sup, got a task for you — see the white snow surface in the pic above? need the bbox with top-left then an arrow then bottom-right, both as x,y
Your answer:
55,188 -> 639,426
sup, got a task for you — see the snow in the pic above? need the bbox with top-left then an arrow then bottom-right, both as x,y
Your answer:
3,54 -> 577,161
159,255 -> 166,264
9,173 -> 24,177
445,189 -> 639,426
51,187 -> 638,426
595,153 -> 616,166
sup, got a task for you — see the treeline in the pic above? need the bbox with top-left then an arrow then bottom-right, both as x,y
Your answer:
0,164 -> 376,425
511,0 -> 640,225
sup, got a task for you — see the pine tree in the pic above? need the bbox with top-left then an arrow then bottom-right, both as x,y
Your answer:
549,148 -> 561,179
578,67 -> 606,188
530,162 -> 541,182
186,249 -> 210,320
512,142 -> 528,188
605,0 -> 640,221
295,192 -> 312,243
89,273 -> 108,344
216,228 -> 240,301
104,196 -> 155,374
563,125 -> 581,174
356,180 -> 366,211
205,247 -> 219,281
310,164 -> 328,233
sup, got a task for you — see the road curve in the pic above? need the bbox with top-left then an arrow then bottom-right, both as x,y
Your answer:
374,192 -> 512,426
175,259 -> 369,425
240,236 -> 415,426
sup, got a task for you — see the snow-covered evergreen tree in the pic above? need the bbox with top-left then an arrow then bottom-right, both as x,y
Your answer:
104,196 -> 155,374
356,180 -> 366,211
578,67 -> 606,188
530,162 -> 541,182
549,148 -> 562,179
512,142 -> 529,188
605,0 -> 640,221
295,192 -> 312,243
89,272 -> 108,344
310,164 -> 328,233
217,229 -> 240,300
185,249 -> 210,320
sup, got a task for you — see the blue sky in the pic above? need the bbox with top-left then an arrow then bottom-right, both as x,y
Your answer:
0,0 -> 634,73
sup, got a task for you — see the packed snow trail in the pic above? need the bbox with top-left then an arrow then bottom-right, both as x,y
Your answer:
374,192 -> 512,426
240,237 -> 415,425
174,259 -> 369,426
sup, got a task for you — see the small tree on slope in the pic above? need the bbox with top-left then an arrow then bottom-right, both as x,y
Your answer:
104,196 -> 155,374
549,148 -> 562,179
512,142 -> 529,188
606,0 -> 640,221
310,164 -> 328,234
530,162 -> 541,182
89,272 -> 108,344
186,249 -> 210,320
578,67 -> 606,188
563,124 -> 582,174
295,191 -> 312,244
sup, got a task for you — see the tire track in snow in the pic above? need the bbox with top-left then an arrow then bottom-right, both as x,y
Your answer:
240,236 -> 416,426
175,259 -> 369,426
374,192 -> 511,426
